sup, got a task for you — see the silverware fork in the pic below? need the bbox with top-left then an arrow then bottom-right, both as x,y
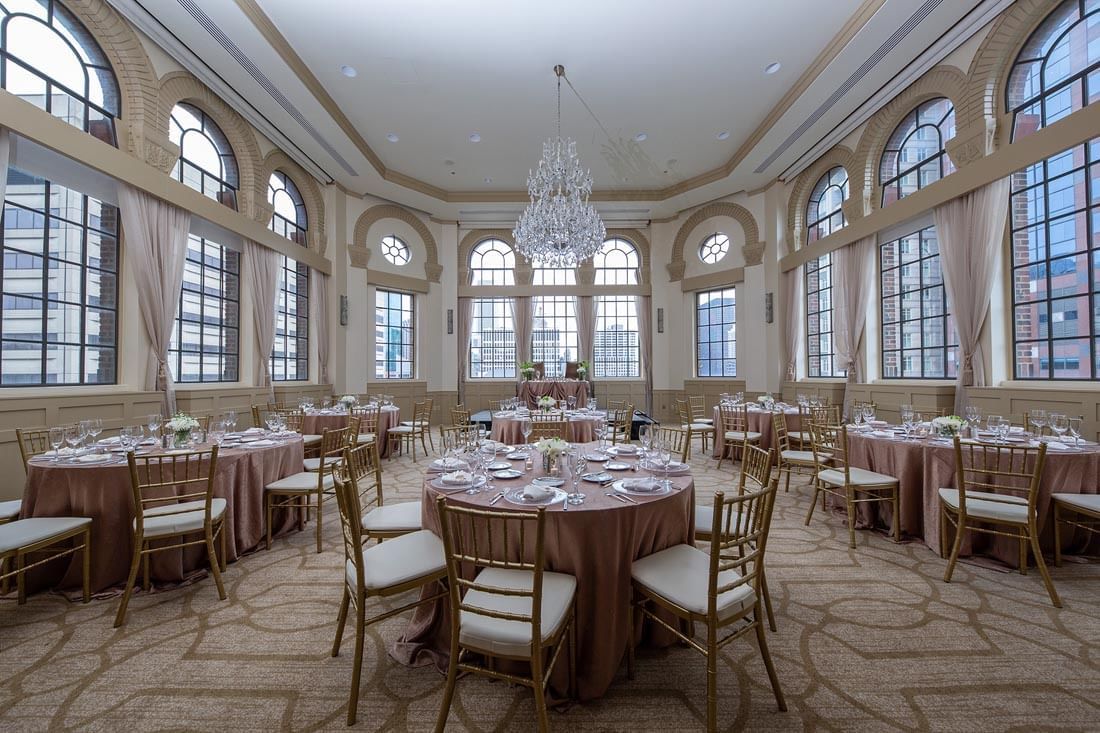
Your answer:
488,491 -> 505,506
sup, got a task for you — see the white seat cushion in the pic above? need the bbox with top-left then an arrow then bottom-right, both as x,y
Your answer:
781,450 -> 830,465
388,426 -> 414,435
694,505 -> 747,537
345,529 -> 445,591
0,499 -> 22,521
139,498 -> 227,539
938,488 -> 1029,524
400,420 -> 429,427
303,456 -> 343,472
265,471 -> 334,493
1053,493 -> 1100,516
357,433 -> 376,444
632,543 -> 755,621
818,466 -> 897,487
362,501 -> 423,533
695,418 -> 714,425
0,516 -> 91,554
724,431 -> 762,442
684,423 -> 715,431
458,567 -> 576,658
302,434 -> 323,447
788,431 -> 809,443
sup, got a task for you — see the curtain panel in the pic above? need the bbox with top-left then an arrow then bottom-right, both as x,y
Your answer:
932,177 -> 1011,415
311,270 -> 330,385
246,240 -> 280,398
457,297 -> 472,404
636,295 -> 653,414
832,234 -> 876,419
575,295 -> 596,368
512,295 -> 533,368
783,267 -> 803,382
117,184 -> 191,414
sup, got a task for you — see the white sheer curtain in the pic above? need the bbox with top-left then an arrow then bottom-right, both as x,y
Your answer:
246,240 -> 280,398
783,267 -> 803,382
575,295 -> 595,365
457,297 -> 472,404
832,235 -> 876,419
512,295 -> 533,365
933,178 -> 1011,415
117,184 -> 191,414
0,127 -> 9,203
636,295 -> 652,414
311,270 -> 330,385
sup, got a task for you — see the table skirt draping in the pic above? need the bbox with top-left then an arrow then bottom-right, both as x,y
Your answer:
392,445 -> 695,701
712,406 -> 801,457
844,432 -> 1100,566
302,407 -> 400,457
518,380 -> 590,408
21,439 -> 304,593
490,413 -> 603,445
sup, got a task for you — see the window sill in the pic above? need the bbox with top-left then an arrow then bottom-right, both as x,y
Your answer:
990,381 -> 1100,392
870,379 -> 957,388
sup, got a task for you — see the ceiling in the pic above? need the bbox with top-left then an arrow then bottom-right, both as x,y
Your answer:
111,0 -> 1003,220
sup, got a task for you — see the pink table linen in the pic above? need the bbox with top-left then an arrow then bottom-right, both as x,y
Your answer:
844,430 -> 1100,566
302,406 -> 400,457
490,411 -> 605,445
392,443 -> 694,701
712,405 -> 801,458
518,380 -> 590,409
21,438 -> 304,593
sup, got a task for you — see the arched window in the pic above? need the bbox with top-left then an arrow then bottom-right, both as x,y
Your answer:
0,0 -> 120,144
381,235 -> 410,266
879,98 -> 956,206
806,167 -> 848,244
533,261 -> 575,285
469,238 -> 515,286
1008,0 -> 1100,140
698,233 -> 729,265
168,234 -> 240,383
593,238 -> 640,377
169,102 -> 239,208
594,238 -> 639,285
268,171 -> 309,382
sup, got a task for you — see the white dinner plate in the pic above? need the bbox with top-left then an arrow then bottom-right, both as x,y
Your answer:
429,475 -> 487,492
502,486 -> 566,507
492,468 -> 524,479
612,478 -> 670,496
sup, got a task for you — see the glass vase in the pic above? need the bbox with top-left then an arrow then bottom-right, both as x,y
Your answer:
542,453 -> 561,477
173,430 -> 192,449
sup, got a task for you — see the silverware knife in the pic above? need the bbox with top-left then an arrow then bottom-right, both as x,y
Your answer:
488,491 -> 505,505
604,492 -> 629,504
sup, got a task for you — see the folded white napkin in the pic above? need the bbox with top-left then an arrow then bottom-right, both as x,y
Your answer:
243,439 -> 276,447
434,457 -> 466,469
622,477 -> 662,493
98,436 -> 122,444
1045,441 -> 1070,451
243,427 -> 265,434
613,444 -> 638,455
871,430 -> 893,438
442,470 -> 473,485
522,483 -> 554,500
75,453 -> 110,463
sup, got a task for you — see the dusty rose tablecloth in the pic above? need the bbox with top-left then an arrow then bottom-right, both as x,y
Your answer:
712,405 -> 801,458
518,380 -> 590,409
302,406 -> 400,457
490,411 -> 605,445
392,443 -> 694,700
845,430 -> 1100,566
21,438 -> 304,593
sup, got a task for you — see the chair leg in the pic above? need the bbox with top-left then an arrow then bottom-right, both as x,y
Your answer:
892,489 -> 901,543
755,609 -> 787,712
939,504 -> 948,558
434,633 -> 460,732
783,464 -> 791,493
530,643 -> 549,733
265,494 -> 273,551
332,588 -> 350,657
804,482 -> 820,527
1029,530 -> 1062,608
346,600 -> 367,726
205,526 -> 227,601
142,552 -> 150,592
761,568 -> 777,632
706,619 -> 718,733
568,610 -> 577,700
943,513 -> 966,583
626,596 -> 636,680
1053,504 -> 1063,568
1018,534 -> 1028,576
114,541 -> 143,627
845,488 -> 857,549
16,552 -> 25,605
315,491 -> 323,554
81,528 -> 91,604
220,524 -> 227,572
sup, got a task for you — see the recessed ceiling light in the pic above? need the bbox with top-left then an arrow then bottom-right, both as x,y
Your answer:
633,132 -> 647,142
469,133 -> 481,143
765,62 -> 781,75
385,132 -> 399,142
716,131 -> 730,141
484,177 -> 492,184
340,65 -> 357,78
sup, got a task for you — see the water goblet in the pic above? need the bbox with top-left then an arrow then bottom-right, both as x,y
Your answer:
84,418 -> 103,452
520,418 -> 533,446
147,414 -> 163,440
1029,409 -> 1047,438
64,425 -> 82,460
1067,417 -> 1083,449
567,395 -> 576,411
118,425 -> 134,454
986,415 -> 1002,443
965,405 -> 981,430
566,449 -> 587,505
465,451 -> 485,495
49,426 -> 65,462
1049,414 -> 1068,443
862,405 -> 875,425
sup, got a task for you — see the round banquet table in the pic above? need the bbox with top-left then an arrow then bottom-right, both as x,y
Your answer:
843,429 -> 1100,566
392,443 -> 695,700
490,410 -> 606,445
301,406 -> 400,457
712,405 -> 801,457
21,437 -> 304,593
517,380 -> 590,409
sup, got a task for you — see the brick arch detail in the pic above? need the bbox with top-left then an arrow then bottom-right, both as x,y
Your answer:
785,146 -> 856,252
260,151 -> 327,255
669,202 -> 761,281
354,204 -> 440,283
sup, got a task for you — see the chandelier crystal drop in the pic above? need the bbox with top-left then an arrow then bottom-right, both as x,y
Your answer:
513,65 -> 606,268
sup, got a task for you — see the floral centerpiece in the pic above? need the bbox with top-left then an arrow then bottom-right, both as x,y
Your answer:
535,436 -> 568,476
931,415 -> 967,437
519,360 -> 536,380
576,360 -> 589,380
166,412 -> 200,449
757,393 -> 776,410
537,395 -> 556,411
338,394 -> 358,410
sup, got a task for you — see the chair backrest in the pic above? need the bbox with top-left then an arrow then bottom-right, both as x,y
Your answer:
436,497 -> 548,654
332,463 -> 366,593
772,412 -> 792,454
739,444 -> 774,494
606,399 -> 627,412
127,447 -> 219,536
688,395 -> 708,422
706,474 -> 780,618
914,406 -> 947,418
675,399 -> 692,426
344,416 -> 362,446
718,403 -> 750,435
654,425 -> 690,463
610,405 -> 633,444
487,399 -> 503,412
439,424 -> 481,452
283,411 -> 304,433
341,442 -> 383,510
16,428 -> 51,469
451,405 -> 472,426
352,404 -> 381,435
318,427 -> 352,468
413,400 -> 433,426
529,416 -> 568,441
808,422 -> 847,477
953,438 -> 1046,515
251,404 -> 267,429
810,404 -> 841,426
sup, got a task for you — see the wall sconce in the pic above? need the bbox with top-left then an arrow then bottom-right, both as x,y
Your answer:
764,292 -> 774,324
339,295 -> 348,326
447,309 -> 454,335
657,308 -> 664,333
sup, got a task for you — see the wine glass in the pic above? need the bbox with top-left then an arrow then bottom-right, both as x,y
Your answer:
862,405 -> 875,425
118,425 -> 134,454
567,395 -> 577,411
49,426 -> 65,462
965,405 -> 981,431
64,425 -> 82,459
852,408 -> 863,428
85,418 -> 103,453
1029,409 -> 1047,438
637,424 -> 650,460
520,418 -> 533,446
567,449 -> 587,505
1067,417 -> 1083,449
654,434 -> 674,490
465,450 -> 484,495
147,413 -> 163,444
1049,413 -> 1068,443
899,405 -> 914,440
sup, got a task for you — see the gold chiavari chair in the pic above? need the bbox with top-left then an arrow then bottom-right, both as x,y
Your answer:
15,428 -> 52,470
435,497 -> 577,732
452,403 -> 488,438
390,400 -> 433,459
0,498 -> 22,594
805,422 -> 900,548
281,410 -> 323,454
677,399 -> 715,460
487,399 -> 504,412
304,426 -> 352,471
810,404 -> 841,426
439,424 -> 482,453
688,395 -> 713,426
774,411 -> 829,493
1,513 -> 91,605
115,448 -> 226,627
352,404 -> 381,445
792,403 -> 815,448
653,425 -> 690,464
715,403 -> 761,469
606,399 -> 626,412
330,466 -> 446,726
609,404 -> 634,445
264,428 -> 346,553
342,442 -> 421,543
529,414 -> 568,441
628,474 -> 786,731
1053,492 -> 1100,568
940,438 -> 1059,607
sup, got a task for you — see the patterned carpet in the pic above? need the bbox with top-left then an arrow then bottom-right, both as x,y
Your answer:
2,449 -> 1099,732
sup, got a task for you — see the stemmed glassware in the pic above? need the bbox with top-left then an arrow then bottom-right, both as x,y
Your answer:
520,418 -> 533,447
1067,417 -> 1082,449
987,415 -> 1010,443
224,410 -> 238,433
83,418 -> 103,452
654,434 -> 674,491
965,405 -> 981,434
1029,409 -> 1047,438
862,405 -> 875,425
49,426 -> 65,462
900,405 -> 914,440
465,449 -> 485,495
147,414 -> 163,444
566,395 -> 576,411
1048,413 -> 1068,443
64,424 -> 82,459
567,449 -> 586,506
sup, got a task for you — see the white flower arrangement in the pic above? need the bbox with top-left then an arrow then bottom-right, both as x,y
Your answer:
931,415 -> 967,437
535,437 -> 568,456
166,413 -> 199,433
757,393 -> 775,410
339,394 -> 358,408
537,396 -> 557,409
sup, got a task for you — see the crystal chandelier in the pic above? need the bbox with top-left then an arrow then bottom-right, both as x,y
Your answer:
513,65 -> 606,268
